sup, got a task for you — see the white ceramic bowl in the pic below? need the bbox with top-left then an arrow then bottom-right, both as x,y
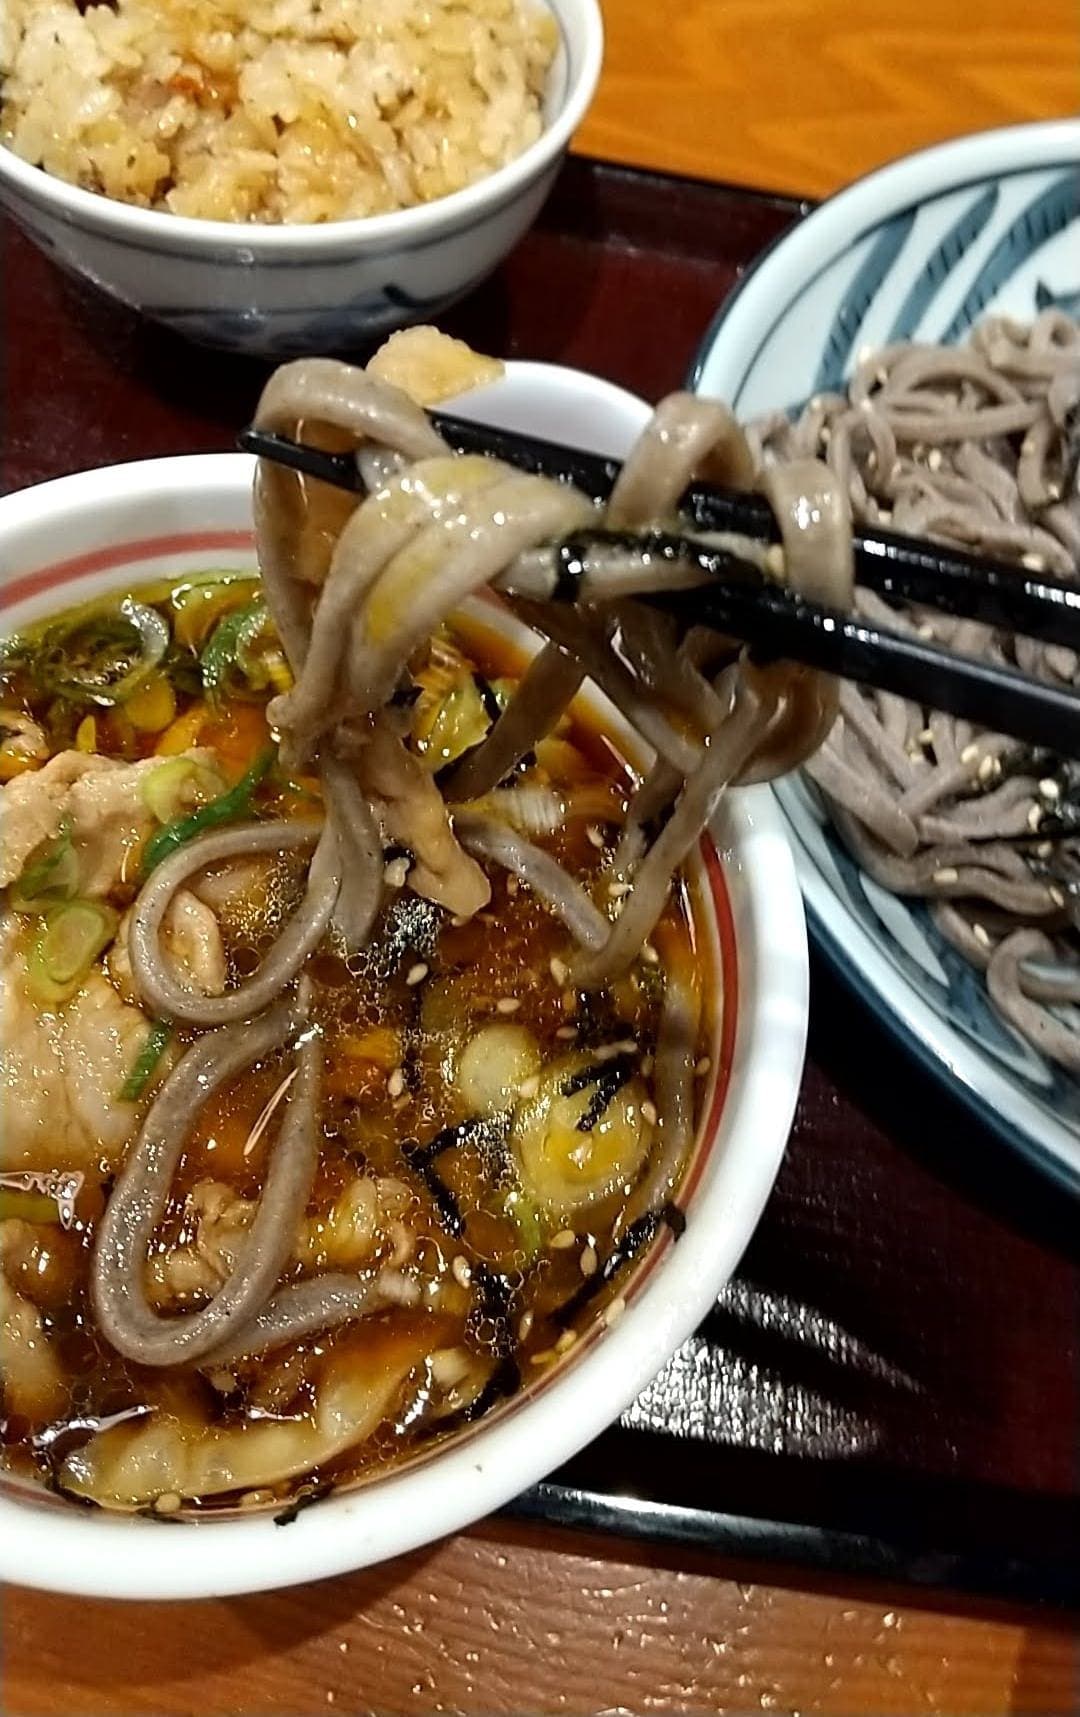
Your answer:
691,120 -> 1080,1193
0,0 -> 602,355
0,361 -> 809,1599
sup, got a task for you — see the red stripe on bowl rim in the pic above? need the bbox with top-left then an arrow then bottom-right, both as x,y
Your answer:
1,531 -> 257,611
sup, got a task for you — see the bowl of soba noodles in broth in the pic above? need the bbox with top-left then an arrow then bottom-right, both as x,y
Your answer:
694,120 -> 1080,1192
0,347 -> 810,1599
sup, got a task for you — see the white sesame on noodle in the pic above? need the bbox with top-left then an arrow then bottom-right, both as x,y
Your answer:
405,961 -> 429,986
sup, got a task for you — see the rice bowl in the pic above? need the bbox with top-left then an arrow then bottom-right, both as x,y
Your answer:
0,0 -> 558,225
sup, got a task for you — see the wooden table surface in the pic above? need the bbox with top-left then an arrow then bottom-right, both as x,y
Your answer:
3,11 -> 1080,1713
576,0 -> 1078,197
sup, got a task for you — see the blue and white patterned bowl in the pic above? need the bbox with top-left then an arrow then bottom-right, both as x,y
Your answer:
692,121 -> 1080,1193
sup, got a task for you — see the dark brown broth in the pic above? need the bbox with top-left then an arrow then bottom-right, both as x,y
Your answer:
0,584 -> 710,1512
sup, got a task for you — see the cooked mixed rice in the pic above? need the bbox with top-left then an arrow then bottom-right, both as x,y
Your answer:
0,0 -> 558,223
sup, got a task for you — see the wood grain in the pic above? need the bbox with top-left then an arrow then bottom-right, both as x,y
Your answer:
4,1524 -> 1079,1716
575,0 -> 1077,197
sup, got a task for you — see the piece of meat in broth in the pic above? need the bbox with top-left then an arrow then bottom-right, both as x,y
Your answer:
110,890 -> 227,1003
0,917 -> 160,1176
0,748 -> 212,896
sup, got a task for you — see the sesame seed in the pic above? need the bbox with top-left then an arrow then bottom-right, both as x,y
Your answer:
530,1349 -> 556,1366
496,996 -> 521,1014
603,1296 -> 626,1328
764,544 -> 786,579
518,1310 -> 534,1341
933,867 -> 959,885
876,507 -> 893,525
978,754 -> 998,783
561,989 -> 576,1013
383,857 -> 409,889
1022,551 -> 1048,572
1039,778 -> 1061,802
927,448 -> 944,471
551,1228 -> 576,1250
960,743 -> 980,765
549,956 -> 569,986
580,1244 -> 598,1278
641,1099 -> 658,1127
154,1492 -> 182,1516
608,880 -> 632,898
1050,886 -> 1067,908
517,1075 -> 540,1099
596,1040 -> 637,1060
327,1693 -> 335,1705
1028,804 -> 1044,832
506,875 -> 519,897
585,825 -> 605,850
555,1329 -> 577,1354
451,1255 -> 472,1288
387,1067 -> 405,1099
918,727 -> 935,746
694,1057 -> 711,1078
641,1053 -> 654,1077
405,962 -> 429,986
555,1025 -> 578,1041
1037,841 -> 1053,859
641,943 -> 660,965
973,922 -> 991,948
450,914 -> 468,928
339,1643 -> 349,1655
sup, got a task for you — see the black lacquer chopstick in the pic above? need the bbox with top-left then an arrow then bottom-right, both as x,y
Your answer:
238,425 -> 1080,756
240,420 -> 1080,651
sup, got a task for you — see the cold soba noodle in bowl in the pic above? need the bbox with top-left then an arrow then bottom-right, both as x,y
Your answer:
0,336 -> 851,1513
750,312 -> 1080,1068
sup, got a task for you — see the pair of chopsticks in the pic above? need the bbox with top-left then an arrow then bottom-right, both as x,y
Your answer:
239,416 -> 1080,757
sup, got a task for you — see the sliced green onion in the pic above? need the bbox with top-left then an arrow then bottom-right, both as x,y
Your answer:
27,900 -> 119,1007
140,756 -> 226,825
504,1187 -> 545,1260
10,816 -> 80,914
141,746 -> 276,878
119,1020 -> 172,1102
36,599 -> 170,707
170,573 -> 259,650
201,602 -> 279,704
0,1189 -> 63,1224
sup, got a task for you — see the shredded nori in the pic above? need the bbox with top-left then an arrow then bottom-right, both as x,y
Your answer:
273,1481 -> 336,1527
474,672 -> 503,726
559,1053 -> 637,1131
402,1138 -> 464,1235
468,1264 -> 517,1358
553,1202 -> 686,1327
